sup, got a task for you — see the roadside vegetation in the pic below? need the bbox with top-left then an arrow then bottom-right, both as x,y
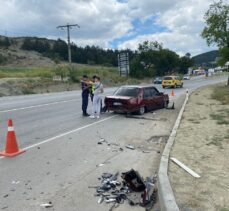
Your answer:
209,85 -> 229,126
0,64 -> 141,96
0,64 -> 139,84
211,84 -> 229,105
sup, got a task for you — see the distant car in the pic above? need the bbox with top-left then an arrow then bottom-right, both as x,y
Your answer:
153,77 -> 163,84
162,76 -> 183,88
104,85 -> 169,115
183,75 -> 190,80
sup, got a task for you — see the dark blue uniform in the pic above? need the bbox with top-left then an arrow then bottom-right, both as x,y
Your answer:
81,82 -> 89,115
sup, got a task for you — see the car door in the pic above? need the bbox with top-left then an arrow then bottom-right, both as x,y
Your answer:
143,88 -> 153,110
150,87 -> 164,109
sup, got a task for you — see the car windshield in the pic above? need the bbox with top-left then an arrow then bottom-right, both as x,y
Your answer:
163,76 -> 173,80
114,87 -> 139,97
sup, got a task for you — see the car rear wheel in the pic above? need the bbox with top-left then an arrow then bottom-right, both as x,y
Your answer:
138,106 -> 145,115
180,83 -> 183,88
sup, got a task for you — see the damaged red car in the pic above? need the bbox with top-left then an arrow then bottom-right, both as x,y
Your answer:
104,85 -> 169,115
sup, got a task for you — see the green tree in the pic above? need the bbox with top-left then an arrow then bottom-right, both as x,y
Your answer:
179,56 -> 194,74
201,0 -> 229,63
0,37 -> 11,48
130,41 -> 183,77
138,40 -> 163,53
21,38 -> 34,50
52,39 -> 68,60
0,54 -> 7,64
130,56 -> 145,78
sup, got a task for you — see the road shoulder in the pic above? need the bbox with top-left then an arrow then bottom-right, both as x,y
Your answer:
169,84 -> 229,211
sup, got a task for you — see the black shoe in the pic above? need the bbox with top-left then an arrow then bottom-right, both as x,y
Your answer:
83,113 -> 90,117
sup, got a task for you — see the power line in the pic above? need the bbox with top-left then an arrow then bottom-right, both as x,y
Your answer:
57,23 -> 80,63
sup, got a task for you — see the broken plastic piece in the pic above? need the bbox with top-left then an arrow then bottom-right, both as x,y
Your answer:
105,198 -> 116,203
142,150 -> 150,153
12,180 -> 20,184
40,202 -> 53,208
98,196 -> 104,204
102,173 -> 113,179
125,145 -> 135,150
170,157 -> 201,178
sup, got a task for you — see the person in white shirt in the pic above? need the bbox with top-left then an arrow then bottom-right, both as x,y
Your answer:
90,76 -> 104,119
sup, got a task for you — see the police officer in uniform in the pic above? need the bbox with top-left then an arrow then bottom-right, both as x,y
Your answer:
81,75 -> 90,116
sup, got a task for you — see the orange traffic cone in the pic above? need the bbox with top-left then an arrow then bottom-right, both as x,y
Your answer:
170,89 -> 175,97
0,119 -> 25,157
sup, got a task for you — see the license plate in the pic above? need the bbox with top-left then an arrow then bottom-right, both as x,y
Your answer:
113,102 -> 122,106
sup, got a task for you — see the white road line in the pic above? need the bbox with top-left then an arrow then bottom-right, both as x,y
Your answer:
0,99 -> 78,113
0,115 -> 117,160
24,115 -> 117,150
0,92 -> 113,113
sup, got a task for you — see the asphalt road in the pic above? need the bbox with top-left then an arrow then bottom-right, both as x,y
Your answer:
0,75 -> 227,211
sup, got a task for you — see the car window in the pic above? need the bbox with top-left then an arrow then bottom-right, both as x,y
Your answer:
114,87 -> 139,97
143,88 -> 151,98
163,76 -> 172,80
150,88 -> 159,96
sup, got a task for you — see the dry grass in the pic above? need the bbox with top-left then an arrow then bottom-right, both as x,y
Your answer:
211,85 -> 229,105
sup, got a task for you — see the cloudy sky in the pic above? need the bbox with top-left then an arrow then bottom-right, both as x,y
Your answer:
0,0 -> 227,56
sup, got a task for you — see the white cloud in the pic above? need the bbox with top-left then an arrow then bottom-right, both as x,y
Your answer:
0,0 -> 131,48
118,0 -> 222,55
118,32 -> 216,56
128,0 -> 180,19
0,0 -> 226,54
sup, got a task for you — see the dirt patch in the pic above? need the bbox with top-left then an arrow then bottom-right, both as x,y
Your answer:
0,47 -> 54,67
169,84 -> 229,211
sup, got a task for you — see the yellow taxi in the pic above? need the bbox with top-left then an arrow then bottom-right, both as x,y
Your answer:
162,76 -> 183,88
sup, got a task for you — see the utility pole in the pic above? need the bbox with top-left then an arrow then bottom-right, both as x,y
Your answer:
57,23 -> 80,63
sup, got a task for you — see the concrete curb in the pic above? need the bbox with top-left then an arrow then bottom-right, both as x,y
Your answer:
158,93 -> 189,211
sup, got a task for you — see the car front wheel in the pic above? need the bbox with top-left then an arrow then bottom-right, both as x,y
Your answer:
138,106 -> 145,115
163,100 -> 169,108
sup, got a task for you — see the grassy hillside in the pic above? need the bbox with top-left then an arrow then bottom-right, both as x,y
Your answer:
192,50 -> 219,67
0,35 -> 120,67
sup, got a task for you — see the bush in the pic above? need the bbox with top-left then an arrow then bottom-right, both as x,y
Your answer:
0,37 -> 10,48
54,65 -> 69,78
0,54 -> 7,64
21,87 -> 35,95
211,85 -> 229,105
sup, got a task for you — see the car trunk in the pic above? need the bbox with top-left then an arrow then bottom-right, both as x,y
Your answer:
105,96 -> 133,110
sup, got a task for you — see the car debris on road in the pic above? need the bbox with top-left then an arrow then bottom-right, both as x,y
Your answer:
40,201 -> 53,208
90,169 -> 157,210
125,145 -> 135,150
